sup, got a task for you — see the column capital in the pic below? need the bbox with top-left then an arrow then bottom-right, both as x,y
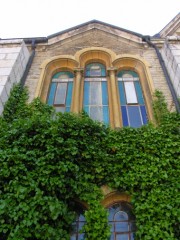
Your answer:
107,67 -> 118,71
74,68 -> 84,75
107,67 -> 118,76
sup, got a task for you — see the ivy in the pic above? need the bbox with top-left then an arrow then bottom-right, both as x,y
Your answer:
0,85 -> 180,239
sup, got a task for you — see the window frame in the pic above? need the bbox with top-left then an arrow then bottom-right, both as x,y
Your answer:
83,62 -> 110,124
107,201 -> 136,240
117,70 -> 148,128
70,203 -> 86,240
47,71 -> 74,113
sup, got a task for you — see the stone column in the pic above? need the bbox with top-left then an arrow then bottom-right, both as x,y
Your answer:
73,68 -> 83,113
108,67 -> 121,128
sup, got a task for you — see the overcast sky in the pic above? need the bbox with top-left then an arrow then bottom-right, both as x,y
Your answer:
0,0 -> 179,39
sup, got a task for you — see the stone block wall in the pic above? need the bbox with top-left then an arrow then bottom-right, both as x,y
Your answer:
161,41 -> 180,98
0,40 -> 30,114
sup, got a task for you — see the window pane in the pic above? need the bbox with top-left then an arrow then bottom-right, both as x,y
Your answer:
115,211 -> 128,221
79,233 -> 85,240
118,82 -> 126,105
115,222 -> 129,232
124,82 -> 138,104
83,82 -> 90,105
65,107 -> 70,112
108,208 -> 115,221
47,82 -> 56,105
131,232 -> 135,240
103,106 -> 109,124
122,74 -> 134,81
130,222 -> 136,232
70,234 -> 76,240
127,106 -> 142,128
85,63 -> 106,77
54,82 -> 67,105
101,68 -> 106,77
121,106 -> 129,127
102,81 -> 108,105
134,81 -> 144,104
90,82 -> 102,105
84,106 -> 89,115
116,233 -> 129,240
140,106 -> 148,124
55,107 -> 65,113
66,82 -> 73,106
79,222 -> 84,230
90,106 -> 103,121
79,214 -> 86,221
109,223 -> 114,232
90,65 -> 101,76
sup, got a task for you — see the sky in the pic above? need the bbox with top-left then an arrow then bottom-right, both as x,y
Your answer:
0,0 -> 179,39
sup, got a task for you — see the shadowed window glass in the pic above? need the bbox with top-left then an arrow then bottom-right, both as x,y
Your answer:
108,202 -> 136,240
70,205 -> 86,240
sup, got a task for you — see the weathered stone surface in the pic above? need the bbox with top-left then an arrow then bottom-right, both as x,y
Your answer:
23,27 -> 174,111
161,42 -> 180,98
0,40 -> 30,114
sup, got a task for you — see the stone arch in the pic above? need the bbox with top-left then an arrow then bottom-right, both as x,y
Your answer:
112,54 -> 155,123
74,47 -> 116,68
35,55 -> 78,102
101,186 -> 131,208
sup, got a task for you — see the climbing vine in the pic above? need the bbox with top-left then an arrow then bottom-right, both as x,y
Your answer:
0,84 -> 179,239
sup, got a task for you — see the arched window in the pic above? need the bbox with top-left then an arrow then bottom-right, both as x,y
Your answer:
117,70 -> 148,128
47,71 -> 74,112
108,202 -> 136,240
71,205 -> 86,240
83,63 -> 109,124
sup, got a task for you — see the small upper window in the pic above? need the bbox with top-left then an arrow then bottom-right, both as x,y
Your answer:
47,71 -> 74,113
108,202 -> 136,240
85,63 -> 106,77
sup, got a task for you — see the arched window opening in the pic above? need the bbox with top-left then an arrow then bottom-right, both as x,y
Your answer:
70,205 -> 86,240
108,202 -> 136,240
47,71 -> 74,112
83,63 -> 109,124
117,70 -> 148,128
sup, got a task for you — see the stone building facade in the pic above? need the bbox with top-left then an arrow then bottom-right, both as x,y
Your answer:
0,14 -> 180,119
0,13 -> 180,239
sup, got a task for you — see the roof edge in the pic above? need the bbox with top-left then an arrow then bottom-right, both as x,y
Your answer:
158,12 -> 180,37
47,19 -> 143,39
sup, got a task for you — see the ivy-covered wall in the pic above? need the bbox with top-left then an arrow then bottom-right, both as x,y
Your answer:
0,85 -> 179,240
